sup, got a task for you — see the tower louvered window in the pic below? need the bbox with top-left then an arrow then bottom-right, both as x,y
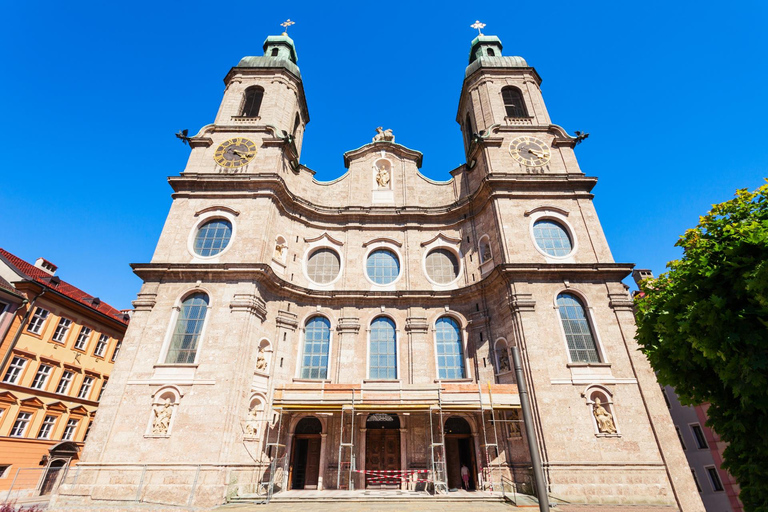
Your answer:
502,87 -> 528,118
241,87 -> 264,118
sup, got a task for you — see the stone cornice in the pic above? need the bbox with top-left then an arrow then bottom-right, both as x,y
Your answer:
167,173 -> 597,226
336,317 -> 361,333
229,293 -> 267,321
130,262 -> 633,304
276,309 -> 299,330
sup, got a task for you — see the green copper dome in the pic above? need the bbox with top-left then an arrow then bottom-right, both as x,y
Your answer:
465,34 -> 529,78
235,33 -> 301,78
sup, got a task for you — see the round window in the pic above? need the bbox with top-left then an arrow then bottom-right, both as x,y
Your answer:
193,219 -> 232,257
425,249 -> 459,284
306,248 -> 341,284
366,249 -> 400,285
533,219 -> 573,257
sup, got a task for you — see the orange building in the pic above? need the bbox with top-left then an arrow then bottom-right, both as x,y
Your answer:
0,248 -> 128,499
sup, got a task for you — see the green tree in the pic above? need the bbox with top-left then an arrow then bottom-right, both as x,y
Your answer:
635,183 -> 768,512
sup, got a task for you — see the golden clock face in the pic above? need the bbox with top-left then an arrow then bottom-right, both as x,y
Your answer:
214,137 -> 257,168
509,136 -> 551,167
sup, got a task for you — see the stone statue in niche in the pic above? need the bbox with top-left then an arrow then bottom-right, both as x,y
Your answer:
273,241 -> 287,261
593,397 -> 617,434
498,349 -> 511,373
152,398 -> 173,435
376,165 -> 391,188
373,127 -> 395,143
256,347 -> 268,371
244,405 -> 260,437
482,243 -> 492,262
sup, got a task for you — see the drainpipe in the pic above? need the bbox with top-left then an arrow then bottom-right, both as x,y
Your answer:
511,345 -> 549,512
0,287 -> 46,375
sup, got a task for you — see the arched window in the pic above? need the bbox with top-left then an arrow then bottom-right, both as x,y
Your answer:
369,317 -> 396,379
556,293 -> 601,363
270,48 -> 279,57
241,87 -> 264,118
165,293 -> 209,364
435,316 -> 465,379
502,87 -> 528,118
301,316 -> 330,379
293,113 -> 301,137
533,219 -> 573,257
464,112 -> 473,150
486,48 -> 496,57
194,219 -> 232,257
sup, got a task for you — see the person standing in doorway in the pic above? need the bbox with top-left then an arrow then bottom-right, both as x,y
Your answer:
461,463 -> 470,490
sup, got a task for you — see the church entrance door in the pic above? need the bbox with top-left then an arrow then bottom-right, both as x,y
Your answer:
365,413 -> 400,489
290,417 -> 323,490
444,417 -> 476,491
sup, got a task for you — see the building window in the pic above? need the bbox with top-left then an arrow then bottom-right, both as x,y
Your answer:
165,293 -> 209,364
556,293 -> 601,363
369,317 -> 397,379
94,334 -> 109,357
0,465 -> 10,478
300,316 -> 330,379
691,469 -> 702,492
62,418 -> 79,441
74,326 -> 92,350
676,426 -> 686,450
306,248 -> 341,284
31,364 -> 52,390
11,412 -> 32,437
37,415 -> 57,439
78,376 -> 94,399
502,86 -> 528,118
84,420 -> 93,441
425,249 -> 459,284
98,380 -> 107,401
691,424 -> 709,449
193,219 -> 232,257
27,307 -> 49,334
435,316 -> 465,379
270,48 -> 279,57
533,219 -> 573,257
706,466 -> 724,492
486,48 -> 496,56
111,340 -> 122,362
52,318 -> 72,343
366,249 -> 400,285
56,371 -> 74,395
464,112 -> 473,150
3,356 -> 27,384
241,86 -> 264,117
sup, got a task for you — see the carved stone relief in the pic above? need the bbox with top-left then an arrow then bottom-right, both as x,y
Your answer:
593,397 -> 617,434
152,398 -> 173,435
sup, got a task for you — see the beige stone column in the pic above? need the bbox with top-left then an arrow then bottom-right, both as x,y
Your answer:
399,427 -> 407,490
405,311 -> 428,384
335,314 -> 361,382
358,427 -> 367,490
318,433 -> 328,490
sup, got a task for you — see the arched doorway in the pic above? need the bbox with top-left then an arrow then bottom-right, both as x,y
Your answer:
40,442 -> 78,495
444,417 -> 476,490
365,413 -> 400,488
290,417 -> 322,489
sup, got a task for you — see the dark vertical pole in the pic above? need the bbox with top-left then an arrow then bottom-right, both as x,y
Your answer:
511,345 -> 549,512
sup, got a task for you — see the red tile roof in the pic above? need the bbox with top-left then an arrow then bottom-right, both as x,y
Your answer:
0,248 -> 129,325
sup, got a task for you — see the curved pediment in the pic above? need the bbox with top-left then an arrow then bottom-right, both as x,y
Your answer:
343,141 -> 423,169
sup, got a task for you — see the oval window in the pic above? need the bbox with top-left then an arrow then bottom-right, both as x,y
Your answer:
533,219 -> 573,257
425,249 -> 459,284
366,249 -> 400,285
306,248 -> 341,284
194,219 -> 232,257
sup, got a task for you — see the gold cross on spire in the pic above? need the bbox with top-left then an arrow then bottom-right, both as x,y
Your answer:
280,19 -> 295,35
471,20 -> 486,36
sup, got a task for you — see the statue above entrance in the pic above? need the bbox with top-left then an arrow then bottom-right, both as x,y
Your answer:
373,127 -> 395,143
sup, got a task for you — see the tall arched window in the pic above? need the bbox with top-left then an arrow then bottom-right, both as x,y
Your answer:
556,293 -> 601,363
301,316 -> 330,379
293,113 -> 301,137
369,317 -> 396,379
435,316 -> 465,379
165,293 -> 209,364
464,112 -> 473,150
502,87 -> 528,118
241,87 -> 264,118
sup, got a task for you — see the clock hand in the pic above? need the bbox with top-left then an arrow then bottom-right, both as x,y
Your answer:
528,148 -> 548,158
232,150 -> 254,158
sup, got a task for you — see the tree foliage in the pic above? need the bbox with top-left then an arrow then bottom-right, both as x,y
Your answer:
635,183 -> 768,512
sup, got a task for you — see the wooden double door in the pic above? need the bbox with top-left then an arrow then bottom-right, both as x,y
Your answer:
290,435 -> 321,489
365,429 -> 400,488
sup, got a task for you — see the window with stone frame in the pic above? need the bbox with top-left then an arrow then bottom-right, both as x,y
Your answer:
52,317 -> 72,343
366,249 -> 400,285
501,86 -> 528,118
94,334 -> 109,357
56,370 -> 74,395
706,466 -> 724,492
425,249 -> 459,284
165,292 -> 209,364
691,424 -> 709,449
193,219 -> 232,257
533,219 -> 573,257
78,376 -> 94,399
300,316 -> 330,379
62,418 -> 79,441
10,411 -> 32,437
31,364 -> 52,390
98,379 -> 108,401
27,307 -> 49,334
435,316 -> 465,379
74,326 -> 92,350
83,419 -> 93,441
306,248 -> 341,284
556,293 -> 601,363
3,356 -> 26,384
241,86 -> 264,117
37,415 -> 57,439
111,340 -> 122,362
369,317 -> 397,379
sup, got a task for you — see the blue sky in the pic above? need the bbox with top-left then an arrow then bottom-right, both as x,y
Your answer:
1,1 -> 766,309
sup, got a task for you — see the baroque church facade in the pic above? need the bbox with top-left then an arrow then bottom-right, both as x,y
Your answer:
54,31 -> 704,510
